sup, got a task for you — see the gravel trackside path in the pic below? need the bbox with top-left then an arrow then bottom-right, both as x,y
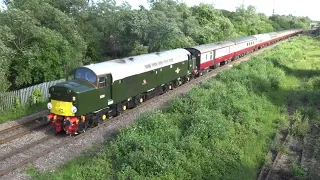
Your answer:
0,110 -> 49,132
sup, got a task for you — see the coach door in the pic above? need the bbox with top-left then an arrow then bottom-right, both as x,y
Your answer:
188,54 -> 196,71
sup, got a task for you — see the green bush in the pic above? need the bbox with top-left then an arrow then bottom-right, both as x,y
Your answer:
291,158 -> 306,178
28,88 -> 44,105
290,110 -> 310,138
0,101 -> 47,124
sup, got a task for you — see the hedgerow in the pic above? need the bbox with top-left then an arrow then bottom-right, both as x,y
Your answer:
27,36 -> 319,180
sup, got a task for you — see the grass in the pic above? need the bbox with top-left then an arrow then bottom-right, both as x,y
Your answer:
26,36 -> 320,180
0,102 -> 47,124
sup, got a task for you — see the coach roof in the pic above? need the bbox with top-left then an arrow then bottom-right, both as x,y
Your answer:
82,48 -> 191,81
253,33 -> 272,43
231,35 -> 257,44
187,41 -> 235,53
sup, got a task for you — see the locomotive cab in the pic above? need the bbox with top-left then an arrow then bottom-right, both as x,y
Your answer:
47,67 -> 112,135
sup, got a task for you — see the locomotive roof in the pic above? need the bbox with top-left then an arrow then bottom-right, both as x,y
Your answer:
231,35 -> 257,44
187,41 -> 235,53
82,48 -> 191,81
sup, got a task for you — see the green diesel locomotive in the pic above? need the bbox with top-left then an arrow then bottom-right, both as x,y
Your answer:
47,49 -> 196,135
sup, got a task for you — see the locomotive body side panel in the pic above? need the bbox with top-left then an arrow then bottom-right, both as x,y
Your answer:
111,59 -> 190,104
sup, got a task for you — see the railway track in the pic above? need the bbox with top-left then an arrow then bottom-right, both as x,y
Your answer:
257,129 -> 290,180
257,106 -> 308,180
0,40 -> 289,178
0,117 -> 49,145
0,133 -> 67,176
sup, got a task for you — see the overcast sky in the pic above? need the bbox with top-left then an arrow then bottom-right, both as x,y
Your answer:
1,0 -> 318,21
117,0 -> 319,21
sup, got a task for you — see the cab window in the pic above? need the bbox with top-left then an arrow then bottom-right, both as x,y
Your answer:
74,68 -> 97,85
99,77 -> 106,88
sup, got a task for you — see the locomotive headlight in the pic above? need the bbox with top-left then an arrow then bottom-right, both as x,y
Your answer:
47,102 -> 52,110
72,96 -> 76,101
71,106 -> 77,114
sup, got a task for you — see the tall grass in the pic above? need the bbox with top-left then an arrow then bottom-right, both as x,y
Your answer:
0,102 -> 47,124
27,36 -> 320,180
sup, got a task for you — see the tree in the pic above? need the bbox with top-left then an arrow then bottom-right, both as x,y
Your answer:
191,3 -> 237,44
0,0 -> 86,90
0,25 -> 13,92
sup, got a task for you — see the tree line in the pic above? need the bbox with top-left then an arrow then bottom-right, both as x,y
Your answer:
0,0 -> 312,93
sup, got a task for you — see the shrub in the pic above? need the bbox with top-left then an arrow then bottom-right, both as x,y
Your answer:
29,88 -> 44,105
290,109 -> 310,138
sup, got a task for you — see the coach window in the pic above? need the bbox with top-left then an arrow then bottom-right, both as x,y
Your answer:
210,52 -> 213,60
99,77 -> 106,88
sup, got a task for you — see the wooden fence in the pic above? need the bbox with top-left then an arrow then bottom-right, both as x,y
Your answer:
0,79 -> 65,110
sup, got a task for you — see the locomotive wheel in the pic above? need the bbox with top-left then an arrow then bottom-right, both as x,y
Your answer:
172,81 -> 179,88
176,79 -> 183,86
134,95 -> 143,106
116,103 -> 127,116
89,116 -> 100,128
184,75 -> 190,83
168,83 -> 174,90
102,114 -> 107,121
162,84 -> 169,93
78,120 -> 88,133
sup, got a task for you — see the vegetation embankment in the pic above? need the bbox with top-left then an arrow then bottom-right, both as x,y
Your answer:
25,35 -> 320,179
0,102 -> 46,124
0,89 -> 47,123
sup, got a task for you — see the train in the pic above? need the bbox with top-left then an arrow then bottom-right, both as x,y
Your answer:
46,28 -> 304,135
